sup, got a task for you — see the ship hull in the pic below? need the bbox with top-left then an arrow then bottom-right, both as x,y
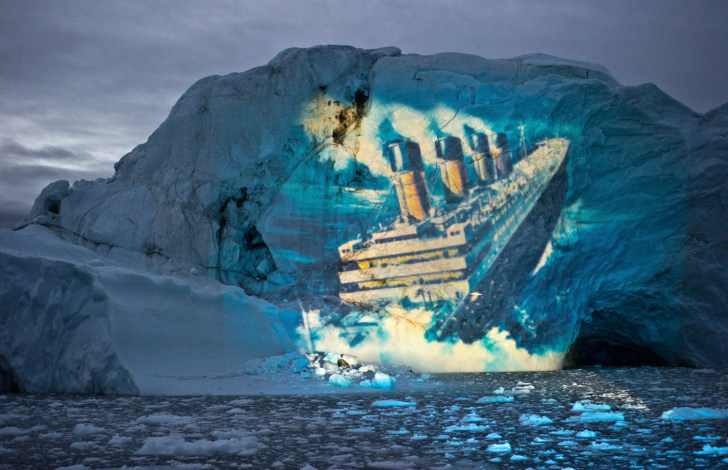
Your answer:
337,138 -> 570,312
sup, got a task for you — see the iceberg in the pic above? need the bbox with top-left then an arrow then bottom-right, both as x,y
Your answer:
1,45 -> 727,393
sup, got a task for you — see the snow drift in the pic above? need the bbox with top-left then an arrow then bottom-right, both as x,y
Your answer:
2,45 -> 727,393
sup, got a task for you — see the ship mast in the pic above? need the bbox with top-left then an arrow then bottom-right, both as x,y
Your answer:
519,123 -> 527,161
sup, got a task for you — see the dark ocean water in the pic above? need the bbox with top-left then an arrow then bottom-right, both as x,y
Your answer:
1,367 -> 726,469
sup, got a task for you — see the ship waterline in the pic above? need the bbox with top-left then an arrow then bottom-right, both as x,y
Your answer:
338,135 -> 570,309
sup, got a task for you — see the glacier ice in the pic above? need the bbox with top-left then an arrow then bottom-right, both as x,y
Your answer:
2,45 -> 727,393
0,225 -> 291,394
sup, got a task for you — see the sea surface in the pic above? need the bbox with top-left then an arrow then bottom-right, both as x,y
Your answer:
1,367 -> 727,469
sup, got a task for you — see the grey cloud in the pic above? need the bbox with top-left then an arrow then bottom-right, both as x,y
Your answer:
0,140 -> 111,227
0,139 -> 109,172
0,140 -> 83,162
0,200 -> 31,229
1,0 -> 727,226
0,163 -> 101,182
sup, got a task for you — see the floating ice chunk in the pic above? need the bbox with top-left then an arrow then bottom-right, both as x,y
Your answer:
493,387 -> 504,395
289,357 -> 310,373
510,455 -> 527,461
348,427 -> 375,433
314,367 -> 326,376
620,403 -> 648,410
486,432 -> 502,440
0,427 -> 30,436
487,442 -> 511,453
328,374 -> 350,388
323,361 -> 339,372
445,423 -> 489,432
519,414 -> 553,426
417,374 -> 431,382
576,430 -> 597,438
661,407 -> 728,420
572,401 -> 611,412
360,372 -> 397,390
512,384 -> 534,394
694,435 -> 721,440
108,435 -> 132,446
386,429 -> 409,435
371,400 -> 416,407
461,412 -> 487,422
589,441 -> 623,450
695,444 -> 728,455
72,423 -> 105,436
229,399 -> 253,406
573,412 -> 625,422
411,434 -> 428,440
135,413 -> 194,425
136,435 -> 265,456
476,395 -> 514,403
661,437 -> 674,443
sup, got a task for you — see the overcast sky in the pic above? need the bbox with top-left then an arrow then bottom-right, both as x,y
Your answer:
1,0 -> 727,227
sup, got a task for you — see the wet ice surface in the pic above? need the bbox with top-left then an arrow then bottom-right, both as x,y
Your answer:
1,367 -> 727,469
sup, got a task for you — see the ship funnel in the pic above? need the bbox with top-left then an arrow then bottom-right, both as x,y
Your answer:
386,140 -> 431,220
434,136 -> 470,203
495,133 -> 513,178
465,132 -> 496,185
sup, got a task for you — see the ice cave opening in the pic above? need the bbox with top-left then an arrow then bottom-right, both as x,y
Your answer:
565,335 -> 672,367
0,360 -> 21,393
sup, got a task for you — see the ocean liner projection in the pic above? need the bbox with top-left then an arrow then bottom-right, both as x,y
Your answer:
336,129 -> 570,323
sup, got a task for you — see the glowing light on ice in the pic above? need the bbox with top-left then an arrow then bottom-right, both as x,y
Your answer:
296,305 -> 563,372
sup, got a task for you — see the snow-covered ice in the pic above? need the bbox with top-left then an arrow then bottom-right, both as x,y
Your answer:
136,435 -> 265,456
661,407 -> 728,420
570,411 -> 625,422
371,400 -> 416,407
572,401 -> 611,412
487,442 -> 512,453
476,395 -> 514,403
519,414 -> 554,426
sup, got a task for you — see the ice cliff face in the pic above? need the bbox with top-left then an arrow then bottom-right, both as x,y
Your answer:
2,45 -> 727,392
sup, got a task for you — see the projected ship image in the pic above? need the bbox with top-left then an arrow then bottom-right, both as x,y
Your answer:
336,128 -> 570,328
